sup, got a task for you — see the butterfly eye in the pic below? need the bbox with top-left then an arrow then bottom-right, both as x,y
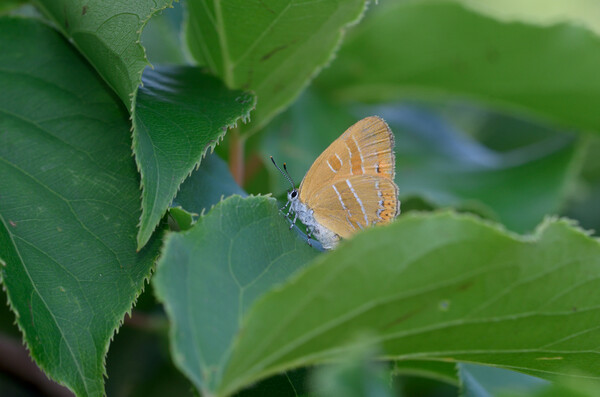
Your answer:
291,191 -> 297,198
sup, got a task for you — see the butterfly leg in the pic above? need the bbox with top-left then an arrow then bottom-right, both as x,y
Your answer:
306,228 -> 313,247
289,212 -> 298,230
280,200 -> 290,212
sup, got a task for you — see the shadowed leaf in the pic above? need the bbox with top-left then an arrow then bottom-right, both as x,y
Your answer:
133,66 -> 255,248
0,18 -> 162,396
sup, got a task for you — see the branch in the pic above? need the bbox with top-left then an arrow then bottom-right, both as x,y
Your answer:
0,334 -> 74,397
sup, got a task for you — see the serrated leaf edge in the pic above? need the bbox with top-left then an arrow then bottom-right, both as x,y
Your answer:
217,210 -> 599,396
0,214 -> 165,397
132,91 -> 257,250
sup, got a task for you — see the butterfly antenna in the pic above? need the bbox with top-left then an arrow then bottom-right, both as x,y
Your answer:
282,162 -> 296,187
270,156 -> 295,189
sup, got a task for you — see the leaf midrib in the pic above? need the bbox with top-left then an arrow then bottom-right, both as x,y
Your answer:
223,306 -> 600,395
228,233 -> 480,373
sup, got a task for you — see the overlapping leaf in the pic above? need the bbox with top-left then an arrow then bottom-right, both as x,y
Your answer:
133,66 -> 255,248
185,0 -> 368,134
153,195 -> 318,394
0,18 -> 162,396
32,2 -> 255,249
316,0 -> 600,133
36,0 -> 172,110
218,212 -> 600,395
151,193 -> 600,396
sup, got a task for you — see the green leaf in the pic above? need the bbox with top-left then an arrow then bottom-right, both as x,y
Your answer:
32,3 -> 253,248
218,213 -> 600,395
173,153 -> 246,216
185,0 -> 368,134
133,66 -> 255,248
153,195 -> 318,395
35,0 -> 172,110
262,91 -> 581,232
0,17 -> 162,396
168,207 -> 196,231
316,1 -> 600,133
31,2 -> 251,248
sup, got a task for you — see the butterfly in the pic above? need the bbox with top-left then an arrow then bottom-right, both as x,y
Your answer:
271,116 -> 400,249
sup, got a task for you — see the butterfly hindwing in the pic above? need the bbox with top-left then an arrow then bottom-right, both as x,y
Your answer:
308,175 -> 399,238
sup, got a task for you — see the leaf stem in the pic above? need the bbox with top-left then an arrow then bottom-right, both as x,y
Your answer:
229,128 -> 245,186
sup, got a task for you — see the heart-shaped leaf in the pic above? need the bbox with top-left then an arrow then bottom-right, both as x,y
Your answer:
153,195 -> 318,394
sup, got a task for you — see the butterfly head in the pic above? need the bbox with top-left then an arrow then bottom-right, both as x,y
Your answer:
287,188 -> 299,203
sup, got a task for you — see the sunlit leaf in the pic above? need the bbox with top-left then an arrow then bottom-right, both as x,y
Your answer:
185,0 -> 368,134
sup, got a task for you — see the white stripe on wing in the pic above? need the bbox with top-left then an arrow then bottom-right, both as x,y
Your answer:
346,179 -> 368,226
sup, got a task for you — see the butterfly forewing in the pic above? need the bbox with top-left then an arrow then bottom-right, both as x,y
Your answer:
298,116 -> 399,239
299,116 -> 395,199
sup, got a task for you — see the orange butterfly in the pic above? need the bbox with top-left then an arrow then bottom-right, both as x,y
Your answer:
272,116 -> 400,249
